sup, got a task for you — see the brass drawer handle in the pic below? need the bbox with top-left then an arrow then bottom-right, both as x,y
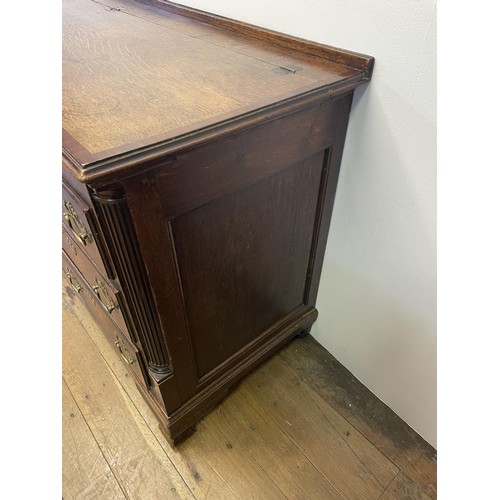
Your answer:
65,269 -> 82,293
115,337 -> 135,365
65,236 -> 78,256
63,201 -> 93,246
92,280 -> 118,313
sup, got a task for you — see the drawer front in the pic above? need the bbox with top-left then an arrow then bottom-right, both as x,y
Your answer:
63,252 -> 149,388
62,230 -> 129,338
62,181 -> 114,279
112,331 -> 149,387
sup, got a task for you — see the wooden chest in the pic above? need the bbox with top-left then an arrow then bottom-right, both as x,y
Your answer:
62,0 -> 374,444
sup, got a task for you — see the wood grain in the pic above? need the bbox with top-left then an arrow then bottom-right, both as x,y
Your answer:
267,356 -> 400,487
62,297 -> 194,499
65,285 -> 238,499
217,387 -> 345,500
62,0 -> 359,157
178,416 -> 287,500
142,97 -> 347,219
280,338 -> 437,498
137,0 -> 374,76
103,0 -> 368,78
62,380 -> 126,499
243,355 -> 399,499
171,153 -> 323,377
379,471 -> 433,500
64,285 -> 284,499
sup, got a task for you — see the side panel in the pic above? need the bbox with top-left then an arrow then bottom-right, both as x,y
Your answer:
122,94 -> 353,424
171,152 -> 324,378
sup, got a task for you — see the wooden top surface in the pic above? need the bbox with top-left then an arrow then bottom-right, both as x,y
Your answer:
63,0 -> 373,175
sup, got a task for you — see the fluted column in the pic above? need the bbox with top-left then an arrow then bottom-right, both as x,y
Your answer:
92,185 -> 171,374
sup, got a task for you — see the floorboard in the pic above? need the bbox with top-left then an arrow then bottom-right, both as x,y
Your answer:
217,387 -> 344,499
379,471 -> 433,500
279,341 -> 437,498
62,379 -> 126,499
62,297 -> 194,499
243,357 -> 394,499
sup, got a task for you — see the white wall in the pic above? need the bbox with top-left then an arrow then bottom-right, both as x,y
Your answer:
178,0 -> 437,447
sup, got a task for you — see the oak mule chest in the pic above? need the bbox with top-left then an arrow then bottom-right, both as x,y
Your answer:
62,0 -> 374,444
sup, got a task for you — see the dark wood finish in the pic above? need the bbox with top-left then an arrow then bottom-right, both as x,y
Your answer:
92,187 -> 172,375
62,0 -> 374,443
62,157 -> 93,203
138,96 -> 351,219
62,180 -> 114,278
305,93 -> 353,306
62,251 -> 150,388
62,225 -> 129,336
171,152 -> 324,377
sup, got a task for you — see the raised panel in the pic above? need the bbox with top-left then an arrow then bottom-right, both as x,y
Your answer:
171,151 -> 325,377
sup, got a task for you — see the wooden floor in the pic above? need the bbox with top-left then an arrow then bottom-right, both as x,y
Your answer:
62,285 -> 436,499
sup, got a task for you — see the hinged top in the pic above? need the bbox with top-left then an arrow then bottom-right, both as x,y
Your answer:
63,0 -> 374,181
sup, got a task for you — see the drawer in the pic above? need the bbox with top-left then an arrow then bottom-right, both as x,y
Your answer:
112,331 -> 149,388
62,181 -> 114,279
63,251 -> 149,388
62,233 -> 130,340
